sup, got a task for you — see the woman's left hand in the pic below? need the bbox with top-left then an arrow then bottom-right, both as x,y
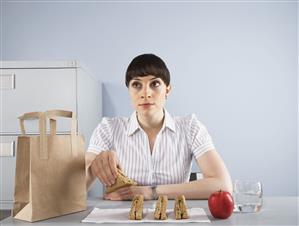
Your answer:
104,186 -> 152,200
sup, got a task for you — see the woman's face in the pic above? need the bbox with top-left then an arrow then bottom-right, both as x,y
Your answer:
128,75 -> 171,116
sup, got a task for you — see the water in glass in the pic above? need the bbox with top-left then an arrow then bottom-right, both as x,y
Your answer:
233,180 -> 263,213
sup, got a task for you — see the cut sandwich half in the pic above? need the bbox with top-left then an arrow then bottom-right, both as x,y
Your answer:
154,195 -> 168,220
105,168 -> 137,194
174,195 -> 189,220
129,195 -> 144,220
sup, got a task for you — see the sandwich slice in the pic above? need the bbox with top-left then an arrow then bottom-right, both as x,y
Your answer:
105,168 -> 137,194
154,195 -> 168,220
174,195 -> 189,220
129,195 -> 144,220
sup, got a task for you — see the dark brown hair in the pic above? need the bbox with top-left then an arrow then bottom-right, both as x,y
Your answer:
125,54 -> 170,87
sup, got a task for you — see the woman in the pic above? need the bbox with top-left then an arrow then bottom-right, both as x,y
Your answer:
86,53 -> 232,200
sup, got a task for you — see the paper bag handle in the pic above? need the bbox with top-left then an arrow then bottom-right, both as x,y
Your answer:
46,110 -> 77,135
46,110 -> 79,157
18,111 -> 48,160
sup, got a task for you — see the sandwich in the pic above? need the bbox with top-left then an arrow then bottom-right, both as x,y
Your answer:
174,195 -> 189,220
129,195 -> 144,220
105,168 -> 137,194
154,195 -> 168,220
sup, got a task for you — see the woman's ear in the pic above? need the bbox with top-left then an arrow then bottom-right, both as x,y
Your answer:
166,85 -> 172,95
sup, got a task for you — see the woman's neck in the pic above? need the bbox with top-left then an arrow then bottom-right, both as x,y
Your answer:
137,109 -> 165,133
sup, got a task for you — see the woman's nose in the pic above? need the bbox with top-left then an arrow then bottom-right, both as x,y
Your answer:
141,86 -> 152,99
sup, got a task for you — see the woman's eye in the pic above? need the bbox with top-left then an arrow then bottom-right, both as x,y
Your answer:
131,82 -> 141,88
151,80 -> 161,88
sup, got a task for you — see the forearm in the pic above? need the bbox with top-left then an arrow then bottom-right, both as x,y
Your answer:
85,152 -> 97,191
156,177 -> 232,200
86,163 -> 96,191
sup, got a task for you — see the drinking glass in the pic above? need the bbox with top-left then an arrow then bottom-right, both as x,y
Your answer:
233,180 -> 263,213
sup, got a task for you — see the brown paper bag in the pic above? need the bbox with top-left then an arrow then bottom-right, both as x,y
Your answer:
12,110 -> 86,222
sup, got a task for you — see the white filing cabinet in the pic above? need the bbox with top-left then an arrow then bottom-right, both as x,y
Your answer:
0,61 -> 102,209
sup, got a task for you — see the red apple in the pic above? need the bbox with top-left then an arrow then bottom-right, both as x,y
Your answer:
208,190 -> 234,219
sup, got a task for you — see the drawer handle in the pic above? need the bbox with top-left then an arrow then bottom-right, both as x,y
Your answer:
0,141 -> 15,157
0,74 -> 16,90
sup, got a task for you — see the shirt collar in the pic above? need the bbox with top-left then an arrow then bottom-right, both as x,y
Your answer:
127,111 -> 140,136
163,109 -> 176,133
127,109 -> 176,136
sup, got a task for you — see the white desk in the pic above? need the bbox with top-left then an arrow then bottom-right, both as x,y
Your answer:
0,196 -> 298,226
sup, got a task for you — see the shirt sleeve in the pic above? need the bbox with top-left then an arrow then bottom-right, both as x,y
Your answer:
188,114 -> 216,159
87,117 -> 113,154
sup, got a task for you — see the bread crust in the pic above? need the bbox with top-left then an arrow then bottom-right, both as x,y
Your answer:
129,195 -> 144,220
154,195 -> 168,220
105,168 -> 137,194
174,195 -> 189,220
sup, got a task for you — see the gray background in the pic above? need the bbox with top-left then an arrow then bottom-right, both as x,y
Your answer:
1,1 -> 297,196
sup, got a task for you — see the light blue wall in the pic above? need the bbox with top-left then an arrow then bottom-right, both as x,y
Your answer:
298,0 -> 299,200
2,1 -> 297,196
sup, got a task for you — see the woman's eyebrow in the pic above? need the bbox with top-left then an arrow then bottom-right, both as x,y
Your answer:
131,77 -> 157,81
131,78 -> 143,82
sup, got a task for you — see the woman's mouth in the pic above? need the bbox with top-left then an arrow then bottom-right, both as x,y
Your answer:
139,103 -> 155,108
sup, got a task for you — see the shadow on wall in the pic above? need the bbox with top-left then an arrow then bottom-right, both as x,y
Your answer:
102,83 -> 132,117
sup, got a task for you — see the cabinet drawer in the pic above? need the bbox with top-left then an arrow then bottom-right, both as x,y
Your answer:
0,68 -> 77,134
0,136 -> 17,203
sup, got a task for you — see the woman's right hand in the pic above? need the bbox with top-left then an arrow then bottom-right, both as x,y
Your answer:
90,150 -> 121,186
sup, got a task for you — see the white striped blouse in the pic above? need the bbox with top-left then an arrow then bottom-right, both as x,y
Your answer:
87,109 -> 216,186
